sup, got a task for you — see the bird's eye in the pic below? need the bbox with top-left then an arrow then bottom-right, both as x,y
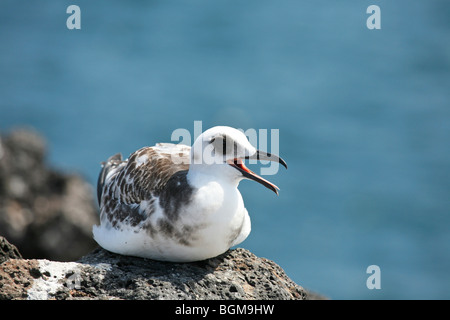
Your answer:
222,138 -> 227,155
210,135 -> 234,156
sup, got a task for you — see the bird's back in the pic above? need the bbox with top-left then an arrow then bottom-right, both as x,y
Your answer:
97,143 -> 191,225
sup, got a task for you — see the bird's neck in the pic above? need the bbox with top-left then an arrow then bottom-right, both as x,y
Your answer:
187,164 -> 240,190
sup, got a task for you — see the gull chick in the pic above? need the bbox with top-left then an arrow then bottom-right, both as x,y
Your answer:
93,126 -> 287,262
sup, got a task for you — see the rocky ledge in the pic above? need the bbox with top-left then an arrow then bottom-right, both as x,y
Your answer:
0,236 -> 308,300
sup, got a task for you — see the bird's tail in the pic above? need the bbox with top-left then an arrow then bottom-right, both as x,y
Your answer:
97,153 -> 123,205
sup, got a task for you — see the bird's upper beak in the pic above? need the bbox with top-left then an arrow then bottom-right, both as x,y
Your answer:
227,150 -> 287,195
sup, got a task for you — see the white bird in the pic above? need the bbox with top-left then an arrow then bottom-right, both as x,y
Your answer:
93,126 -> 287,262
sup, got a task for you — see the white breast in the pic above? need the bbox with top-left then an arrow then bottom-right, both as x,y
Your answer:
93,177 -> 251,262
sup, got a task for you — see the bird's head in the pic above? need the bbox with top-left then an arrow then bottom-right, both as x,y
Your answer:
190,126 -> 287,194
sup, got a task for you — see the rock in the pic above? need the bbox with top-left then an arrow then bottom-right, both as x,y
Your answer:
0,128 -> 98,261
0,246 -> 308,300
0,236 -> 22,264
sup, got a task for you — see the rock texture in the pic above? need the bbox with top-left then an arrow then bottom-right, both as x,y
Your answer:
0,235 -> 307,300
75,247 -> 307,300
0,236 -> 22,264
0,128 -> 98,261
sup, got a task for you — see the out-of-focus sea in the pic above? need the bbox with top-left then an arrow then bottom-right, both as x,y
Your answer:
1,0 -> 449,299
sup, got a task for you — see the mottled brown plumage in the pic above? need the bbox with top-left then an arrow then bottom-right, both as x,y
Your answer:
97,143 -> 191,230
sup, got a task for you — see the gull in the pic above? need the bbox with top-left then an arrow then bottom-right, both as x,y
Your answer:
93,126 -> 287,262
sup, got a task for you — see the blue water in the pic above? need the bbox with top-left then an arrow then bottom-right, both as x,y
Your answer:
1,0 -> 449,299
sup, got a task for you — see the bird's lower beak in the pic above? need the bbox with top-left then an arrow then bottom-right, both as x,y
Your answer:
227,150 -> 287,195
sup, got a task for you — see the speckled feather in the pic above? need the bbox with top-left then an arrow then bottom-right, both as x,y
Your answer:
98,143 -> 191,229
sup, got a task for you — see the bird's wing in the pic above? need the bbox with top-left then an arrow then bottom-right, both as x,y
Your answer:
98,143 -> 191,227
103,143 -> 191,203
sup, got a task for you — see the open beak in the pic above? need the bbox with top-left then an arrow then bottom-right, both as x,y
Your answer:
227,150 -> 287,195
